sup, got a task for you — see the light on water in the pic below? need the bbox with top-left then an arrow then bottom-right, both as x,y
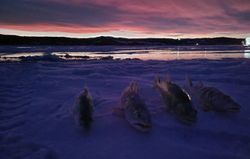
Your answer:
0,46 -> 249,61
244,50 -> 250,58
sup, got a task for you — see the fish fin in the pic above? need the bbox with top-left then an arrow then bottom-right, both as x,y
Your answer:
154,76 -> 164,90
153,76 -> 160,90
154,76 -> 170,93
155,75 -> 160,81
112,106 -> 124,117
128,81 -> 138,93
132,81 -> 139,93
81,86 -> 93,101
87,89 -> 94,107
126,82 -> 133,93
165,74 -> 171,83
185,75 -> 193,88
87,90 -> 93,102
83,81 -> 89,95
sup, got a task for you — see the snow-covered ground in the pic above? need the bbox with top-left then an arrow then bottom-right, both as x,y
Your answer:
0,49 -> 250,159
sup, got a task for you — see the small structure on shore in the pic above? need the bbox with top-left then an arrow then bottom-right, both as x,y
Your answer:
243,37 -> 250,46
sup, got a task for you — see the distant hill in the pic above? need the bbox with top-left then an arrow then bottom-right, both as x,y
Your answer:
0,34 -> 244,45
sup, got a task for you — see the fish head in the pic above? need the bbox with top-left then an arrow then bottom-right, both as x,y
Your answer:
125,103 -> 151,132
216,96 -> 241,112
225,103 -> 241,112
175,103 -> 197,124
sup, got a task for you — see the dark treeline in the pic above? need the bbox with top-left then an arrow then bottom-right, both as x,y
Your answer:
0,34 -> 243,45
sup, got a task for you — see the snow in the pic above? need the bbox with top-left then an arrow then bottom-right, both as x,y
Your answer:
0,47 -> 250,159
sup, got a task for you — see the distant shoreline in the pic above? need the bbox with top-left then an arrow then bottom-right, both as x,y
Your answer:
1,45 -> 249,62
0,34 -> 243,46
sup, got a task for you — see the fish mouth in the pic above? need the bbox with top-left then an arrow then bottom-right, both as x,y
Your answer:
133,123 -> 151,131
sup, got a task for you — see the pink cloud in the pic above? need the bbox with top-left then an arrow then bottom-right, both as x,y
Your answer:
0,0 -> 249,37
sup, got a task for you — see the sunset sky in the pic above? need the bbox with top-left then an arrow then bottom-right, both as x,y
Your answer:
0,0 -> 250,38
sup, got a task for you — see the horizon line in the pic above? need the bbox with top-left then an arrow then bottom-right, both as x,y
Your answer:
0,33 -> 245,40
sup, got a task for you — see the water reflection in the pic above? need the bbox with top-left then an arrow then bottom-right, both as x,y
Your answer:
0,47 -> 249,61
244,50 -> 250,58
74,50 -> 245,60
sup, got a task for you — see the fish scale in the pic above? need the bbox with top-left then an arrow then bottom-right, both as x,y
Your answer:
155,76 -> 197,124
119,82 -> 152,132
187,78 -> 241,112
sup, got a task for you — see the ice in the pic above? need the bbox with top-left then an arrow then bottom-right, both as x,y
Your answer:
0,54 -> 250,159
0,45 -> 249,61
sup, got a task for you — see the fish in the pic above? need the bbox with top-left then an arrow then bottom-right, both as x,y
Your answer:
72,88 -> 93,129
185,77 -> 240,112
154,76 -> 197,124
114,81 -> 151,132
